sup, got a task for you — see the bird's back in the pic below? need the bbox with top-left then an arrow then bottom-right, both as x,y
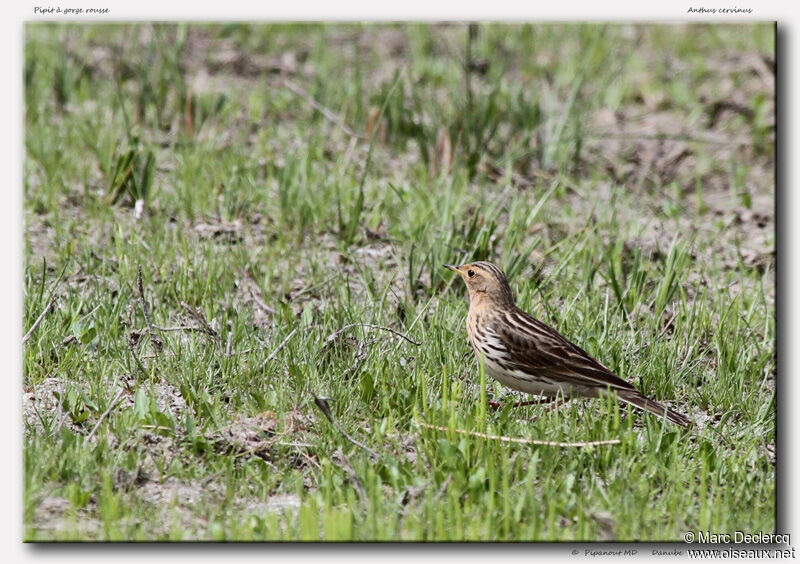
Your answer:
492,306 -> 639,393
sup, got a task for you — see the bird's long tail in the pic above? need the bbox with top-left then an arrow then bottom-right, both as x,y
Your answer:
616,389 -> 692,428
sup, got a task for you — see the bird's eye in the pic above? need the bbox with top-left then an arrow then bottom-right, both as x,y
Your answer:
467,269 -> 475,278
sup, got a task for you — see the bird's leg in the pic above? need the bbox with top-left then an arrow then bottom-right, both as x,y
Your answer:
512,397 -> 558,408
539,397 -> 571,411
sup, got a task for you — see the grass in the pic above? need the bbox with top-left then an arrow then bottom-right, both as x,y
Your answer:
23,22 -> 774,541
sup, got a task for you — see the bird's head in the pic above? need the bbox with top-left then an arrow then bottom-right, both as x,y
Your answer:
444,261 -> 515,306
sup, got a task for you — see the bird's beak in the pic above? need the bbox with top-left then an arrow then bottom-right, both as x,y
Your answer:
443,264 -> 460,273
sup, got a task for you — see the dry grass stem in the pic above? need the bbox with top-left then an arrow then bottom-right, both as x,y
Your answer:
418,422 -> 621,448
22,294 -> 57,344
324,323 -> 421,348
311,392 -> 379,458
86,389 -> 126,441
283,79 -> 364,140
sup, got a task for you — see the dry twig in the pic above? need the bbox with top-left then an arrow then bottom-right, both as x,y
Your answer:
24,258 -> 70,345
324,323 -> 420,349
151,325 -> 209,333
225,331 -> 234,357
86,388 -> 126,441
418,422 -> 620,448
311,392 -> 378,458
180,301 -> 220,339
128,330 -> 150,378
137,266 -> 154,333
249,286 -> 276,315
331,447 -> 368,503
282,79 -> 364,140
22,294 -> 57,344
137,266 -> 163,354
342,338 -> 380,378
257,328 -> 299,370
629,311 -> 677,357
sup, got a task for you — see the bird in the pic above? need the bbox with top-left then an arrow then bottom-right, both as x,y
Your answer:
444,261 -> 691,427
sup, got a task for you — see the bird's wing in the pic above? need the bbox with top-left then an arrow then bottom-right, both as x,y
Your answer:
489,307 -> 637,392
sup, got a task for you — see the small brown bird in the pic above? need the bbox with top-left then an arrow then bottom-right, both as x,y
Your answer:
445,261 -> 691,427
